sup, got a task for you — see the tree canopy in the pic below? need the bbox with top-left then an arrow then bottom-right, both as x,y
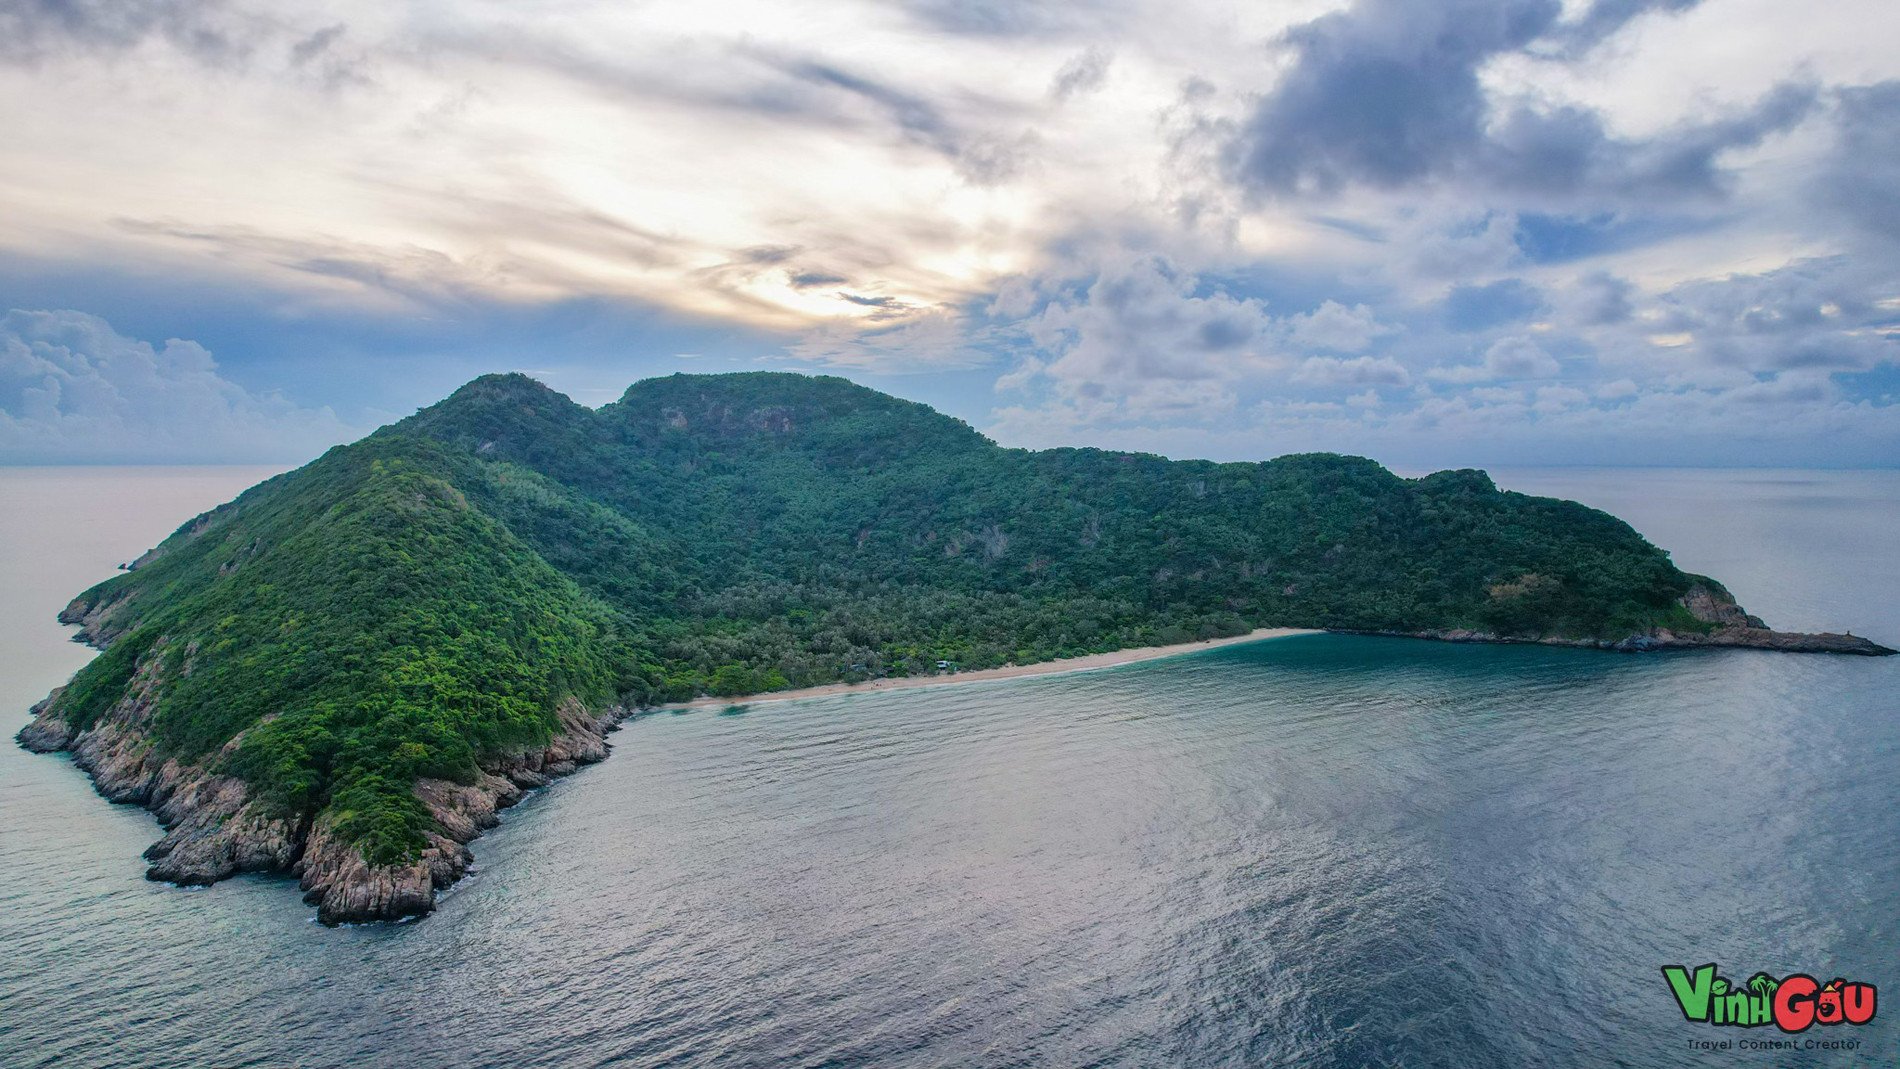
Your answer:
44,371 -> 1711,863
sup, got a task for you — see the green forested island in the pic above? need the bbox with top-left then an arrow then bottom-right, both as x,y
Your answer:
17,372 -> 1890,922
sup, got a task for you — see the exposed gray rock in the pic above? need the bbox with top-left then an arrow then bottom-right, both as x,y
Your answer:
16,661 -> 629,925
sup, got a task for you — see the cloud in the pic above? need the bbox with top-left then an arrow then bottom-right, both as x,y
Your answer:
1228,0 -> 1812,203
0,309 -> 355,462
1512,212 -> 1714,264
0,0 -> 256,66
1428,336 -> 1560,382
1475,82 -> 1817,200
1020,254 -> 1279,418
1819,81 -> 1900,247
1547,0 -> 1701,54
1532,383 -> 1589,412
1285,300 -> 1391,352
1293,355 -> 1411,388
288,22 -> 344,66
1596,378 -> 1639,400
0,0 -> 1895,470
1231,0 -> 1548,195
721,50 -> 1040,184
837,292 -> 905,309
1050,46 -> 1111,100
788,270 -> 850,288
1444,278 -> 1545,332
786,307 -> 989,371
1643,256 -> 1900,373
1559,271 -> 1636,326
1484,336 -> 1561,378
897,0 -> 1128,38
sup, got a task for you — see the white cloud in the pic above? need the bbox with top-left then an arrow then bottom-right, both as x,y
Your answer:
1293,355 -> 1411,388
1285,300 -> 1392,353
0,310 -> 355,463
1018,253 -> 1280,419
1484,336 -> 1562,379
785,307 -> 989,371
1596,378 -> 1640,401
1428,336 -> 1561,383
1532,384 -> 1590,413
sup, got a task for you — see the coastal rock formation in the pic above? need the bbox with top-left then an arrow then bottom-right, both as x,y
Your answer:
1341,583 -> 1897,656
17,679 -> 627,924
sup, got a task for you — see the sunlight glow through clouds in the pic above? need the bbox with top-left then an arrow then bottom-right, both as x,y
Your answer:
0,0 -> 1896,465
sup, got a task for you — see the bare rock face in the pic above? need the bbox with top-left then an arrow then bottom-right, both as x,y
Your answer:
297,822 -> 441,924
143,777 -> 303,885
16,668 -> 629,925
1679,583 -> 1769,630
1664,583 -> 1893,655
1637,626 -> 1896,655
57,590 -> 137,646
15,694 -> 73,752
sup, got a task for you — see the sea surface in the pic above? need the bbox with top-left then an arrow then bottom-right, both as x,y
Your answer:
1,466 -> 1896,1068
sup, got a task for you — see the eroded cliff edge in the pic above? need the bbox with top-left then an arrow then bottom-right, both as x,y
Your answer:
17,642 -> 628,924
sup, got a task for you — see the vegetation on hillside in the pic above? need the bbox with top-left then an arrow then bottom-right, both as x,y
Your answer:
43,371 -> 1708,863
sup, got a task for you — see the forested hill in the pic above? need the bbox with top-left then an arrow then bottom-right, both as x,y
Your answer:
22,370 -> 1867,919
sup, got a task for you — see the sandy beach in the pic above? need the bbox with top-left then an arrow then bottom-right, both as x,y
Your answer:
671,627 -> 1321,709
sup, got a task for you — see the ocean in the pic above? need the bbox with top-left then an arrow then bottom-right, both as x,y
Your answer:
1,466 -> 1895,1068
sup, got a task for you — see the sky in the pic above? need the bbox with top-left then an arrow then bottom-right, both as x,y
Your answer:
1,0 -> 1897,467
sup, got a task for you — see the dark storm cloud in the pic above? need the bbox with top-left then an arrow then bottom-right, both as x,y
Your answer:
1233,0 -> 1555,194
0,0 -> 252,64
1228,0 -> 1811,203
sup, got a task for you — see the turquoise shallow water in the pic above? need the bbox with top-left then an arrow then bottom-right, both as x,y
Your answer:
0,467 -> 1896,1068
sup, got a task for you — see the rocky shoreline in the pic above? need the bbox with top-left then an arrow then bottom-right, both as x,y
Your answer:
1331,625 -> 1896,656
16,662 -> 629,925
1331,583 -> 1896,657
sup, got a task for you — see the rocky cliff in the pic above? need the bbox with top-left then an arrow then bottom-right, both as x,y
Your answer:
18,655 -> 627,924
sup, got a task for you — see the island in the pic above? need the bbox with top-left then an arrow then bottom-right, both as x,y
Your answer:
17,372 -> 1893,923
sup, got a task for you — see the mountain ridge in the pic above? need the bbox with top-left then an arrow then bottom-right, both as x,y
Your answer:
18,370 -> 1893,923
